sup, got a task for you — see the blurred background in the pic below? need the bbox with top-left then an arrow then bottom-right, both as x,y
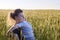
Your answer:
0,0 -> 60,40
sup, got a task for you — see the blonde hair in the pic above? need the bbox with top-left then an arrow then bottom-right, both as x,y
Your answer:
7,12 -> 16,27
7,9 -> 24,27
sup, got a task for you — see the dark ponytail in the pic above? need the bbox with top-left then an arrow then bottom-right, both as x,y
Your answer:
10,9 -> 23,20
10,13 -> 15,20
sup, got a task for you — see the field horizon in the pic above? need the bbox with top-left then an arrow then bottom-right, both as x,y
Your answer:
0,10 -> 60,40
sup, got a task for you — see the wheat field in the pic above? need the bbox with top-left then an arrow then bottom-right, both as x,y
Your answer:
0,10 -> 60,40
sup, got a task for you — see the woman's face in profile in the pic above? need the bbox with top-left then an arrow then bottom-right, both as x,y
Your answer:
18,13 -> 23,17
15,13 -> 23,22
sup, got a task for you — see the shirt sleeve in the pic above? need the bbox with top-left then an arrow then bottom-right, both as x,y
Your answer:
16,23 -> 23,28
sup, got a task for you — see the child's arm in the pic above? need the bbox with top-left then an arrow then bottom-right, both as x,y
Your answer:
6,25 -> 19,35
6,23 -> 22,35
7,26 -> 14,33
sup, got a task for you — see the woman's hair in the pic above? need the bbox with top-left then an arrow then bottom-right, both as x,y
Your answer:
10,9 -> 23,20
7,9 -> 23,26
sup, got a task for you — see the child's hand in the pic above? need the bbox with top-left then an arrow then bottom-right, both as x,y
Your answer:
6,30 -> 12,37
6,31 -> 9,37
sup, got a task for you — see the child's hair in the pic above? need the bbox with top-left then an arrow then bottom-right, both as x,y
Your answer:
10,9 -> 23,20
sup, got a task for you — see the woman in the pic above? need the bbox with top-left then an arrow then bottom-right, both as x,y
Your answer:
7,9 -> 35,40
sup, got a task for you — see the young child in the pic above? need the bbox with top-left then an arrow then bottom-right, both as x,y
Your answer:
7,9 -> 35,40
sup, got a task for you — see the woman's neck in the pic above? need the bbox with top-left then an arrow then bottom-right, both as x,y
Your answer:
16,18 -> 25,24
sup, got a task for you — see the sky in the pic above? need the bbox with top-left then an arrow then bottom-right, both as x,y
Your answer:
0,0 -> 60,10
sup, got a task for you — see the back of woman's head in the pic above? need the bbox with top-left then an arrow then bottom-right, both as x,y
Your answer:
10,9 -> 23,20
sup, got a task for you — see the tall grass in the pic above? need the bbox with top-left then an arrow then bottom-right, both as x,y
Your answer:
0,10 -> 60,40
0,15 -> 7,40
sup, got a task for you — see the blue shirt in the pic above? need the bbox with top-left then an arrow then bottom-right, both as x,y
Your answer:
16,21 -> 35,38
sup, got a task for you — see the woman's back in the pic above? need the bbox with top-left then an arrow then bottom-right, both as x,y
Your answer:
16,21 -> 35,38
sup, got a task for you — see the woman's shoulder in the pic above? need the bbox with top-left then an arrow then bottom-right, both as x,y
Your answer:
15,22 -> 24,27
